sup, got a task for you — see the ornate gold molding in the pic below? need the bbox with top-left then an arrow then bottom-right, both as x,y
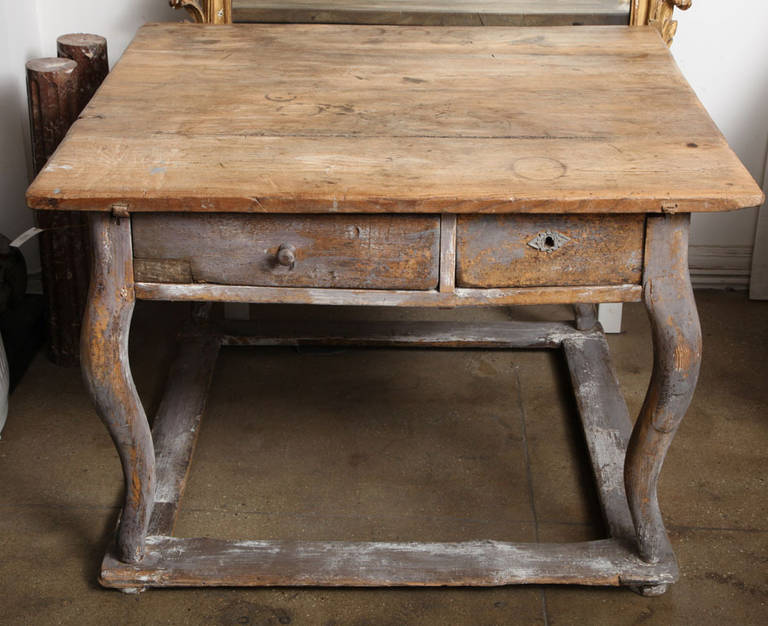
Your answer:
631,0 -> 693,46
172,1 -> 691,44
170,0 -> 232,24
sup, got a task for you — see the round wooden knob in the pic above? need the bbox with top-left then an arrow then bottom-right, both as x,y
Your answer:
276,244 -> 296,267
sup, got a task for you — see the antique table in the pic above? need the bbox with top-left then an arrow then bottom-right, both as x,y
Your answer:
27,23 -> 762,593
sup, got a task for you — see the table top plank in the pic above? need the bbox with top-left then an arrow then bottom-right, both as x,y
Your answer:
28,23 -> 763,214
233,0 -> 631,25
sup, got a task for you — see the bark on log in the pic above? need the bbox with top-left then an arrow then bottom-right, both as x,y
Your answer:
25,37 -> 109,366
27,58 -> 84,365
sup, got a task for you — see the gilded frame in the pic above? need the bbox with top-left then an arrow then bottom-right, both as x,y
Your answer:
170,0 -> 692,45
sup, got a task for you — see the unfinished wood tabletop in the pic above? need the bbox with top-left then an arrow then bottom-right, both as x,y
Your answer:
27,23 -> 762,214
233,0 -> 631,26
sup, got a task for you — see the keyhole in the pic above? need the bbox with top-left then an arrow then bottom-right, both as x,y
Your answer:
544,235 -> 555,249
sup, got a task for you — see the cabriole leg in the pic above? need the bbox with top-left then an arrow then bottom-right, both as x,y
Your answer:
625,214 -> 702,565
81,213 -> 155,563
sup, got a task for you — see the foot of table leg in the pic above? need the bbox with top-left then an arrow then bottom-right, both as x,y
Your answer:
81,213 -> 155,564
630,583 -> 670,597
625,214 -> 701,564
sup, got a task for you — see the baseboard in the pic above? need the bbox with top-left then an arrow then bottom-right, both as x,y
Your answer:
688,245 -> 752,289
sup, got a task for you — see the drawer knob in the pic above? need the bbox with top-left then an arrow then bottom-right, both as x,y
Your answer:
276,244 -> 296,268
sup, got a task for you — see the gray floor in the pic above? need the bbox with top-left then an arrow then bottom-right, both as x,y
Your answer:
1,291 -> 766,625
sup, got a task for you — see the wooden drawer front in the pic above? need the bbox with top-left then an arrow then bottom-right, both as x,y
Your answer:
456,215 -> 644,288
132,214 -> 440,290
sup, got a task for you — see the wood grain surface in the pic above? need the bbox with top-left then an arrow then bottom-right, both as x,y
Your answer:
147,336 -> 220,537
27,23 -> 762,214
134,282 -> 642,306
233,0 -> 631,25
132,213 -> 440,289
563,333 -> 637,543
213,319 -> 584,348
100,536 -> 676,588
625,213 -> 701,565
80,214 -> 155,563
456,214 -> 644,287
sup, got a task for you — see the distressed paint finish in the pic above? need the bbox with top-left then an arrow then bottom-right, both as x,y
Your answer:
573,303 -> 598,331
563,333 -> 638,544
100,536 -> 676,589
456,215 -> 645,288
215,319 -> 584,349
625,214 -> 701,567
36,14 -> 753,593
134,282 -> 643,307
81,213 -> 155,563
148,336 -> 220,536
132,213 -> 440,290
439,214 -> 457,292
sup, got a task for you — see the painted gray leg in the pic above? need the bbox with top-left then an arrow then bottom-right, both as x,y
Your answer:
81,213 -> 155,563
625,214 -> 702,565
573,303 -> 597,331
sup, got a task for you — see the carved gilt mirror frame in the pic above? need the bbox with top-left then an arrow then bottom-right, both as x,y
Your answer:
170,0 -> 692,45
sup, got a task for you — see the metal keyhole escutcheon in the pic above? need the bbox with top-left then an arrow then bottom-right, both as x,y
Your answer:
528,231 -> 570,253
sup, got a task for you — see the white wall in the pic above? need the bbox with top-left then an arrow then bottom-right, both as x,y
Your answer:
0,0 -> 180,272
33,0 -> 180,64
0,1 -> 42,269
671,2 -> 768,287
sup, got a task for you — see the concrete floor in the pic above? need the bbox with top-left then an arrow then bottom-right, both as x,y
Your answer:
0,291 -> 766,624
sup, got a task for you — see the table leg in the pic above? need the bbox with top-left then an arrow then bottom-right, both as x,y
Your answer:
573,303 -> 597,330
625,214 -> 701,588
81,213 -> 155,563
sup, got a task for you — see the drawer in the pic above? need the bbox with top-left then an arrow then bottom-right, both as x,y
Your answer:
132,213 -> 440,290
456,215 -> 644,288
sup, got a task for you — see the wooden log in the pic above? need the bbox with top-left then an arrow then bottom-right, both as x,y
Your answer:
100,536 -> 676,589
148,336 -> 220,536
26,58 -> 78,174
57,33 -> 109,115
27,42 -> 109,366
562,333 -> 638,544
81,213 -> 155,563
625,214 -> 701,568
44,35 -> 109,365
26,58 -> 83,365
134,283 -> 643,307
214,319 -> 582,349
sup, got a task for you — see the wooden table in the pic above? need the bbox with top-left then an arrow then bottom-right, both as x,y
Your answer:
27,23 -> 762,594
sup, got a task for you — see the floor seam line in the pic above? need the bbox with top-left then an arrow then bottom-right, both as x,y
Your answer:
514,366 -> 540,540
514,365 -> 548,626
